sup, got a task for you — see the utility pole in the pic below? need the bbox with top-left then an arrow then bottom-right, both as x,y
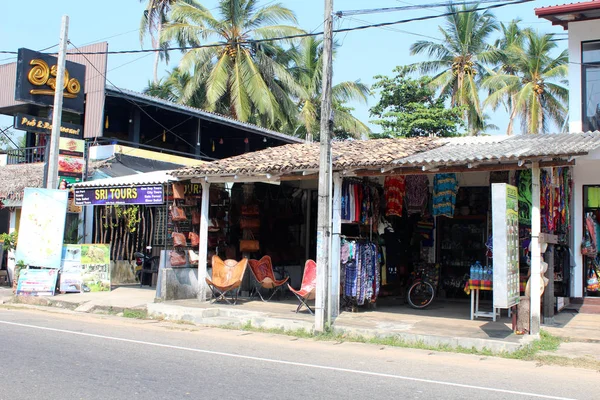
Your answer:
46,15 -> 69,190
315,0 -> 334,333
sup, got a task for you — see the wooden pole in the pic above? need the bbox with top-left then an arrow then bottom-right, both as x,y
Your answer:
315,0 -> 334,333
530,162 -> 541,335
197,180 -> 211,301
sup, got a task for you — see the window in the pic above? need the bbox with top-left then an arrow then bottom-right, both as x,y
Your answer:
582,41 -> 600,131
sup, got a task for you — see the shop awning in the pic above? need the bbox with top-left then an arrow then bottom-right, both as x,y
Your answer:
72,169 -> 178,188
392,132 -> 600,171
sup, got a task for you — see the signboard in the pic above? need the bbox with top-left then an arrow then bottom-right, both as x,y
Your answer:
492,183 -> 520,309
15,48 -> 85,114
16,268 -> 59,296
60,244 -> 111,292
58,137 -> 85,188
15,188 -> 69,269
74,185 -> 164,206
14,113 -> 82,138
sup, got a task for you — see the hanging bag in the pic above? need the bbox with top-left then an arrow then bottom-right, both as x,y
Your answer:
188,232 -> 200,247
587,265 -> 599,292
169,250 -> 187,267
172,183 -> 185,200
192,210 -> 201,225
170,205 -> 187,222
240,217 -> 260,230
240,230 -> 259,253
581,231 -> 597,257
172,231 -> 187,247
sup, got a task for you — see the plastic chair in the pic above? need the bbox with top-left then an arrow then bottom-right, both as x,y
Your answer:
248,256 -> 289,302
288,259 -> 317,314
206,256 -> 248,304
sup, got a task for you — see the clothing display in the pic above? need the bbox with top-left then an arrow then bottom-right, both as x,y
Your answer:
341,179 -> 381,227
341,240 -> 380,306
405,175 -> 429,215
384,176 -> 406,218
517,170 -> 532,225
432,173 -> 458,217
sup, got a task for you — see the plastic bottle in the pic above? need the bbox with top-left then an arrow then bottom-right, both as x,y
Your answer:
476,262 -> 483,281
470,264 -> 475,281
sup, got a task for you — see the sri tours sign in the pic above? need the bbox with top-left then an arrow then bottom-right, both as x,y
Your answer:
14,113 -> 82,138
74,185 -> 164,206
15,48 -> 85,114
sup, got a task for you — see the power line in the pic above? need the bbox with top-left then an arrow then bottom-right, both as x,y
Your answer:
0,0 -> 535,57
337,0 -> 510,17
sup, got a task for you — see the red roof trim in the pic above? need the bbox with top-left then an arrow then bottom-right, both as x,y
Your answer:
535,1 -> 600,17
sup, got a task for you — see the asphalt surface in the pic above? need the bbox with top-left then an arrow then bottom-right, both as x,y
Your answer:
0,307 -> 595,400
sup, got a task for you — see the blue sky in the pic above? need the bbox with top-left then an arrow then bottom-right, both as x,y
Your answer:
0,0 -> 566,139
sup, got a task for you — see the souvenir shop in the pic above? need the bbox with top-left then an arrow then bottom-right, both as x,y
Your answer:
335,167 -> 573,316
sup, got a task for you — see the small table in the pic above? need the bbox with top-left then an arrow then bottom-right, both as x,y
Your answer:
464,280 -> 499,321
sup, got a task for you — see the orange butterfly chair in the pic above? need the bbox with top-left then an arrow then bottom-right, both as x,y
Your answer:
206,256 -> 248,304
248,256 -> 289,302
288,259 -> 317,314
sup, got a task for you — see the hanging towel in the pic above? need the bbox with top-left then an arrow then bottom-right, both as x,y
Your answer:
432,173 -> 458,218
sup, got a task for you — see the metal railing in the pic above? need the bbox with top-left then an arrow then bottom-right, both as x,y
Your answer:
6,146 -> 46,165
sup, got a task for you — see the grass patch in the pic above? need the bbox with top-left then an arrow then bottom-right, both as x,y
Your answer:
230,322 -> 569,362
123,309 -> 148,319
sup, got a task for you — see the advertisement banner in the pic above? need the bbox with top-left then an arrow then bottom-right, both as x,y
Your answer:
14,113 -> 82,138
15,48 -> 86,114
492,183 -> 520,309
16,268 -> 59,296
59,244 -> 111,292
15,188 -> 69,269
74,185 -> 164,206
58,137 -> 85,188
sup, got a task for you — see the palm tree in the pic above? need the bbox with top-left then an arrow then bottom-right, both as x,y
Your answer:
161,0 -> 305,126
140,0 -> 190,84
289,37 -> 370,140
483,31 -> 568,134
484,19 -> 531,135
409,3 -> 499,134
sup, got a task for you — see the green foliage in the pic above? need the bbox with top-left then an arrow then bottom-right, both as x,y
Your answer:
64,219 -> 83,245
0,231 -> 18,252
123,309 -> 149,319
370,66 -> 464,137
103,205 -> 141,234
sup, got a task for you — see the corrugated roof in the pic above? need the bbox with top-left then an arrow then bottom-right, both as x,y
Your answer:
172,138 -> 440,177
395,132 -> 600,166
72,170 -> 177,188
105,87 -> 303,144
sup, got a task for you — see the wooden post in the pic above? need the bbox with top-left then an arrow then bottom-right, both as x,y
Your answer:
197,180 -> 211,301
315,0 -> 334,333
329,173 -> 342,321
530,163 -> 541,335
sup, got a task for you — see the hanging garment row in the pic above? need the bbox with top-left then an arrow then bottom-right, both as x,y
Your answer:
341,179 -> 381,226
341,240 -> 380,306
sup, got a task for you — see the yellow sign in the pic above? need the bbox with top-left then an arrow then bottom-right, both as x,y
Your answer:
27,58 -> 81,99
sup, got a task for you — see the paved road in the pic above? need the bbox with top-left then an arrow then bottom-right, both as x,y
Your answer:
0,307 -> 595,400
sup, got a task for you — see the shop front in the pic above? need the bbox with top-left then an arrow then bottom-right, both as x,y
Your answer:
170,133 -> 600,333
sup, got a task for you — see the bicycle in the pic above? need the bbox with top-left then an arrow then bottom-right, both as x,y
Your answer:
406,267 -> 437,309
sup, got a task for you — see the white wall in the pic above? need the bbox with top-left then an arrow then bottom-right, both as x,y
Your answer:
572,149 -> 600,297
568,20 -> 600,132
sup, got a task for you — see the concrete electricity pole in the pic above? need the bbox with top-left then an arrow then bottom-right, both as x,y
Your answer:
315,0 -> 334,333
46,15 -> 69,190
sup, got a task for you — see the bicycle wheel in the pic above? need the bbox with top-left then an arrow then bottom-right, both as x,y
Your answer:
407,280 -> 435,309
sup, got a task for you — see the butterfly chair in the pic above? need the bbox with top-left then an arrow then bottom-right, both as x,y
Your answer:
248,256 -> 289,302
288,259 -> 317,314
206,256 -> 248,304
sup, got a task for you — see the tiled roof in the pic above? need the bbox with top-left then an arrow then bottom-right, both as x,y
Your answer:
106,87 -> 303,144
173,137 -> 440,177
394,132 -> 600,166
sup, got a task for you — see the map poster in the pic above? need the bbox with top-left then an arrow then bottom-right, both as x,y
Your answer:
16,268 -> 59,296
15,188 -> 68,269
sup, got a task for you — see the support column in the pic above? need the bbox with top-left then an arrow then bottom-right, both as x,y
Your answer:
305,189 -> 312,261
83,206 -> 94,243
530,163 -> 541,335
329,173 -> 342,321
197,180 -> 211,301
